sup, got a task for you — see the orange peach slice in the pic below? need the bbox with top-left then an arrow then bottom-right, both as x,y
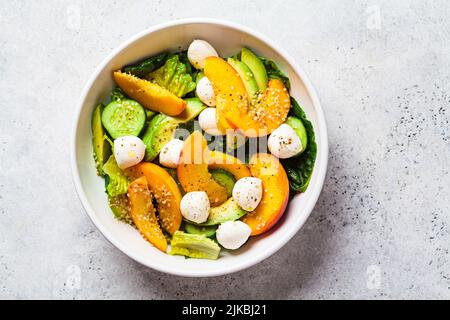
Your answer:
204,57 -> 260,136
114,71 -> 186,116
256,79 -> 291,133
126,163 -> 182,235
242,153 -> 289,236
128,176 -> 168,252
204,57 -> 290,137
177,131 -> 228,206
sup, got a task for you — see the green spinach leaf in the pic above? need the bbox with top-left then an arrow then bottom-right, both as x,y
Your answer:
178,50 -> 198,78
103,155 -> 130,197
259,57 -> 291,91
282,97 -> 317,196
122,52 -> 168,78
110,86 -> 127,101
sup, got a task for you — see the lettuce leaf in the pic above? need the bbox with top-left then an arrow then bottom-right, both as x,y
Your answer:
169,231 -> 220,260
282,98 -> 317,196
178,50 -> 198,79
146,54 -> 196,97
103,155 -> 130,197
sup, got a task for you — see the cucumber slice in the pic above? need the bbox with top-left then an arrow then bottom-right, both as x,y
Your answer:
101,99 -> 146,139
184,223 -> 217,237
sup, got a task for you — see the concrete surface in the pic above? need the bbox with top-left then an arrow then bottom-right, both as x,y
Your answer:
0,0 -> 449,299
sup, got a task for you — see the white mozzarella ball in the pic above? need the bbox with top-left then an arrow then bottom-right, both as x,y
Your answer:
232,177 -> 263,211
180,191 -> 210,224
268,124 -> 302,159
187,39 -> 219,69
196,76 -> 216,106
198,108 -> 224,136
159,139 -> 184,168
113,136 -> 146,170
216,221 -> 251,250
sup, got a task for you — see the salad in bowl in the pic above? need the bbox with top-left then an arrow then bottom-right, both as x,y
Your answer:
91,39 -> 316,260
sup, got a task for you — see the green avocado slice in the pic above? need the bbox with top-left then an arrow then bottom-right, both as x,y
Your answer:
184,223 -> 217,238
227,58 -> 259,99
211,169 -> 236,198
108,194 -> 132,224
141,98 -> 206,161
199,198 -> 248,226
241,48 -> 268,92
142,114 -> 178,161
92,103 -> 111,176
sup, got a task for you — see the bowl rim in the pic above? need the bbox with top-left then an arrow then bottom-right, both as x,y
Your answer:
71,18 -> 328,277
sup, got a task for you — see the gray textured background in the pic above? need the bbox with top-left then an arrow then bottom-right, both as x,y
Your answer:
1,0 -> 449,299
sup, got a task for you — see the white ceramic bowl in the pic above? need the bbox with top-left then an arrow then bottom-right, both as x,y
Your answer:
71,18 -> 328,277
